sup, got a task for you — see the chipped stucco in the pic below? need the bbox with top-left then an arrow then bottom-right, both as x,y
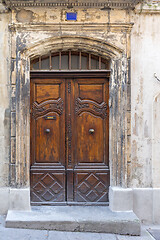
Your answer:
0,1 -> 160,192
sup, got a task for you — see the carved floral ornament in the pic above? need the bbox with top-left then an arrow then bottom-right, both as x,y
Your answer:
4,0 -> 140,9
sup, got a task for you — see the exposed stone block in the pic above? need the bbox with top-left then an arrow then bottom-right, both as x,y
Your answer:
9,188 -> 31,211
109,186 -> 133,212
153,188 -> 160,224
133,188 -> 153,224
0,188 -> 9,214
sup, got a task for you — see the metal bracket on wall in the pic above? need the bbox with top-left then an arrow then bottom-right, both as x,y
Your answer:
154,73 -> 160,82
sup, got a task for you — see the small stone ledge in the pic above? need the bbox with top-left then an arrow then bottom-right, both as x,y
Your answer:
5,206 -> 141,236
8,23 -> 134,33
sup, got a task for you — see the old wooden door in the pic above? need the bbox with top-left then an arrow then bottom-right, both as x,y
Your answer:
30,75 -> 109,204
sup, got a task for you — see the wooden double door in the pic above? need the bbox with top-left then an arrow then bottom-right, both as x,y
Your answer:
30,74 -> 110,204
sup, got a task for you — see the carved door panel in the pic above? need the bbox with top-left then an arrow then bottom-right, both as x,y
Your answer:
30,79 -> 65,203
30,77 -> 109,204
70,78 -> 110,202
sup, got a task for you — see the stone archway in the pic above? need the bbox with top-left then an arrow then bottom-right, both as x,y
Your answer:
10,34 -> 131,209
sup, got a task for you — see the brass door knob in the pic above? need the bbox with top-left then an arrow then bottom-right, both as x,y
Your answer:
45,129 -> 50,133
89,129 -> 95,134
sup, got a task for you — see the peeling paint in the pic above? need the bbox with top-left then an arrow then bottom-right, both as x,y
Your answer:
16,9 -> 34,23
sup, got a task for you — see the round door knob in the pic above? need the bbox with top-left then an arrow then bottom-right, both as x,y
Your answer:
89,128 -> 95,134
45,129 -> 50,133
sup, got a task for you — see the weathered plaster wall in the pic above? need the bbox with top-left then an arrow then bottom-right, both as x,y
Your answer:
0,4 -> 10,188
9,7 -> 132,190
131,5 -> 160,188
10,8 -> 131,52
12,7 -> 130,24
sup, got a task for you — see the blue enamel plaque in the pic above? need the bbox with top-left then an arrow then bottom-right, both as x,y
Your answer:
66,12 -> 77,21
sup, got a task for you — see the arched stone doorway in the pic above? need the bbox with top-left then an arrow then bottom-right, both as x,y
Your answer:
10,35 -> 131,209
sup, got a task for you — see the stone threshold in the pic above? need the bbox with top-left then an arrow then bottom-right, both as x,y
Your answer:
5,206 -> 141,236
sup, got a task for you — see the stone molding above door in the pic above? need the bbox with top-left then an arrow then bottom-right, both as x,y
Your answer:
4,0 -> 140,9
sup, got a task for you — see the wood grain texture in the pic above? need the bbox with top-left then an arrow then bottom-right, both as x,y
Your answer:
30,75 -> 109,204
30,79 -> 65,203
72,78 -> 109,202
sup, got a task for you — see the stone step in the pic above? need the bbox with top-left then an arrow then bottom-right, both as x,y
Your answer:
5,206 -> 141,236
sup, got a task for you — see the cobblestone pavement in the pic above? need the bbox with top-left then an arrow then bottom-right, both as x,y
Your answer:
0,215 -> 158,240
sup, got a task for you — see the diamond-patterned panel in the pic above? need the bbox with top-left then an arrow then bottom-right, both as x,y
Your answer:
34,182 -> 45,193
41,174 -> 55,186
31,172 -> 65,203
42,190 -> 54,201
50,182 -> 62,194
86,190 -> 98,202
75,171 -> 110,202
95,182 -> 106,194
86,174 -> 98,185
78,182 -> 90,194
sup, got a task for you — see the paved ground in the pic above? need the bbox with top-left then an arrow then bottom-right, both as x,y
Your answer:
0,215 -> 159,240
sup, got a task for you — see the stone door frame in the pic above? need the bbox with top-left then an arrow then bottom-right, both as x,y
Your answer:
10,33 -> 132,208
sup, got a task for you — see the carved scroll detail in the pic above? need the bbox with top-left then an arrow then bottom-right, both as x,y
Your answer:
93,104 -> 107,118
75,98 -> 107,119
75,99 -> 89,113
31,98 -> 63,118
